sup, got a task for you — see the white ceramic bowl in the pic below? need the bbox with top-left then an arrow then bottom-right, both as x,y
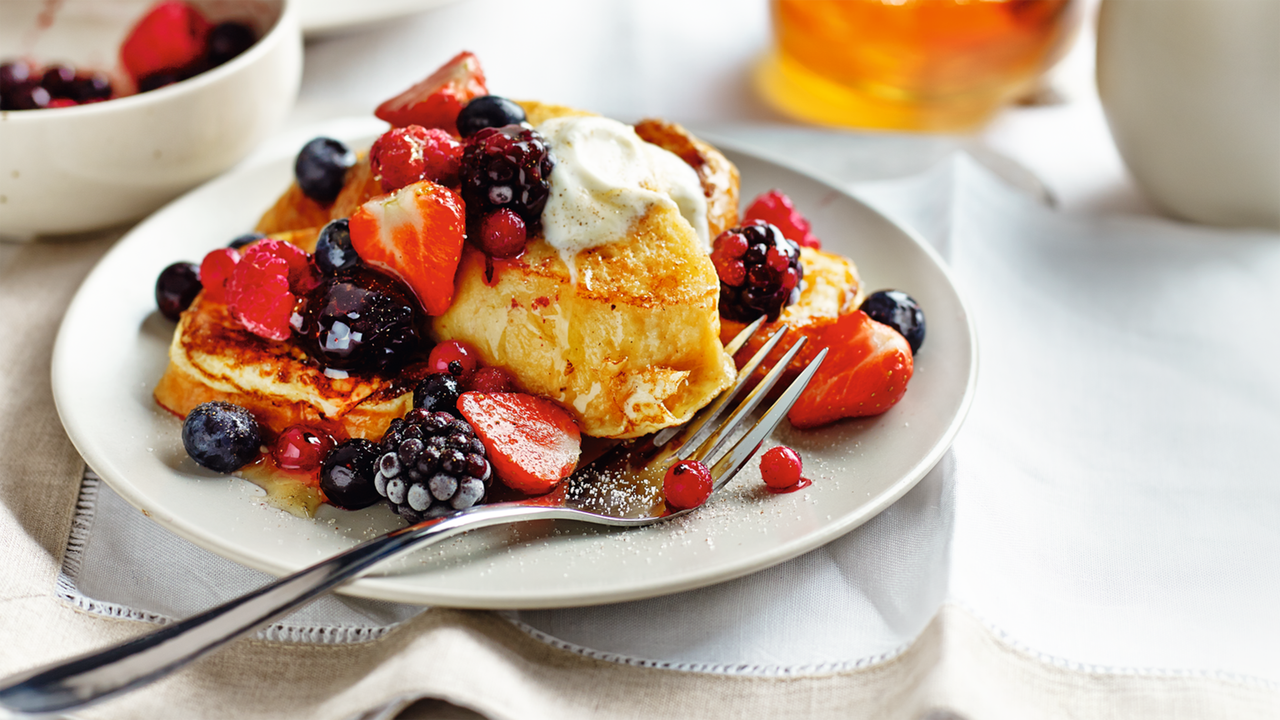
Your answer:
0,0 -> 302,239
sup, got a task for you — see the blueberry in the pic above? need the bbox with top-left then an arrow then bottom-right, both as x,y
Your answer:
207,22 -> 257,67
155,262 -> 202,321
69,72 -> 112,102
456,95 -> 527,138
182,402 -> 261,473
40,65 -> 76,97
413,373 -> 462,416
320,439 -> 382,510
228,232 -> 266,250
137,71 -> 182,93
0,60 -> 32,95
8,85 -> 50,110
314,219 -> 359,275
295,137 -> 356,204
860,290 -> 926,354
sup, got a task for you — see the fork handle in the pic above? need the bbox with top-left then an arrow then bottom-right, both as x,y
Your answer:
0,502 -> 578,716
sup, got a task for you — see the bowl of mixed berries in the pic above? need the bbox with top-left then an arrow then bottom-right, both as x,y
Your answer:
0,0 -> 302,239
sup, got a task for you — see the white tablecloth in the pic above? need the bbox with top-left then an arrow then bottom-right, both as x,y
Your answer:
9,1 -> 1280,718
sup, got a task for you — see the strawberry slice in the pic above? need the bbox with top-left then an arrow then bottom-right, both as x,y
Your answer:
786,310 -> 914,428
374,51 -> 488,135
349,180 -> 466,316
458,392 -> 581,495
120,1 -> 212,81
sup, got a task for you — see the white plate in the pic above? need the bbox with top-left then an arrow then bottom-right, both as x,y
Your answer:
300,0 -> 456,36
52,118 -> 977,609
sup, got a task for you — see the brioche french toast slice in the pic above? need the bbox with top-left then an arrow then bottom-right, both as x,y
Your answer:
433,200 -> 735,439
154,293 -> 429,440
168,105 -> 743,441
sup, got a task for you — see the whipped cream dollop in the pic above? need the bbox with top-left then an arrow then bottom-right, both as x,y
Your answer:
537,115 -> 709,264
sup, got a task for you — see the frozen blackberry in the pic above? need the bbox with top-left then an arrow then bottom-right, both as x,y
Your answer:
319,439 -> 381,510
711,220 -> 803,323
413,373 -> 462,416
460,125 -> 554,243
374,409 -> 492,524
182,401 -> 261,473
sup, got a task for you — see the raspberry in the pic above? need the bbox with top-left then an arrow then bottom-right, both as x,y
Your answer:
477,209 -> 527,258
225,240 -> 317,341
370,125 -> 463,193
428,340 -> 479,377
199,247 -> 240,303
663,460 -> 713,510
713,221 -> 803,323
743,190 -> 821,249
375,409 -> 492,523
760,446 -> 803,490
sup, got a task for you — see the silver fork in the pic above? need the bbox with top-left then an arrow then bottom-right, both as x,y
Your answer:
0,322 -> 825,717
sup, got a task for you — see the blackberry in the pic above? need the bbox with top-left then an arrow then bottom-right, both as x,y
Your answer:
297,267 -> 421,373
711,220 -> 803,323
456,95 -> 527,138
860,290 -> 926,353
460,125 -> 554,243
320,439 -> 381,510
182,401 -> 261,473
374,409 -> 492,523
413,373 -> 462,416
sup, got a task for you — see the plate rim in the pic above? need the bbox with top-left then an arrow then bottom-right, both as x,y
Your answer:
51,123 -> 978,608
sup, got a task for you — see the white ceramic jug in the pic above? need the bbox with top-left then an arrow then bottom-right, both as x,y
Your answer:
1096,0 -> 1280,230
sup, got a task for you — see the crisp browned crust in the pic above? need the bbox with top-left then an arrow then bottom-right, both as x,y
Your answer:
154,294 -> 428,440
633,118 -> 740,239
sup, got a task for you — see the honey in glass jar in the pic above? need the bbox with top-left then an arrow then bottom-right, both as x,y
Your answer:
757,0 -> 1082,131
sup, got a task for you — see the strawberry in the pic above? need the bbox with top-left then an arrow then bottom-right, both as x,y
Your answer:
787,310 -> 914,428
457,392 -> 581,495
374,51 -> 488,135
119,1 -> 212,81
349,180 -> 466,316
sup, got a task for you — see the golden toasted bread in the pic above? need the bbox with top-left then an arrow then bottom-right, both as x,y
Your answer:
634,118 -> 740,239
166,109 -> 743,441
256,153 -> 381,238
154,293 -> 428,441
433,200 -> 735,439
